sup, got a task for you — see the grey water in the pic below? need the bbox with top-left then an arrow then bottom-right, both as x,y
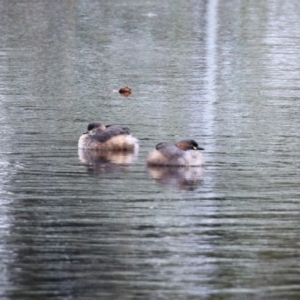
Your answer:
0,0 -> 299,299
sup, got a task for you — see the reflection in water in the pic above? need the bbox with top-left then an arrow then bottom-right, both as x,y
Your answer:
78,148 -> 138,174
147,166 -> 204,190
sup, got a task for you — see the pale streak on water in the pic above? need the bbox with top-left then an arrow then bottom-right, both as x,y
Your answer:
0,0 -> 299,299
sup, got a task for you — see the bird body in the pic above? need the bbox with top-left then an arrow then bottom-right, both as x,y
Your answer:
78,121 -> 138,151
147,140 -> 205,166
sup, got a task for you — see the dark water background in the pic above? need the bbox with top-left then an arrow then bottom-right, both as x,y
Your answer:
0,0 -> 299,299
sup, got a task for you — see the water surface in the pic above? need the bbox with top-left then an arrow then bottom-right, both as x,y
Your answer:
0,0 -> 299,299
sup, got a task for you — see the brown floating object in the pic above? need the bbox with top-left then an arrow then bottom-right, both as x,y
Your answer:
119,86 -> 132,97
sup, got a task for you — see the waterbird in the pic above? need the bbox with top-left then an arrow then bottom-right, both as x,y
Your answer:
119,86 -> 132,97
78,121 -> 139,151
147,139 -> 205,166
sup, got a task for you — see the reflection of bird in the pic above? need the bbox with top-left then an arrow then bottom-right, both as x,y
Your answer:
147,139 -> 205,166
78,149 -> 138,165
78,121 -> 139,151
147,165 -> 204,190
78,148 -> 138,174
